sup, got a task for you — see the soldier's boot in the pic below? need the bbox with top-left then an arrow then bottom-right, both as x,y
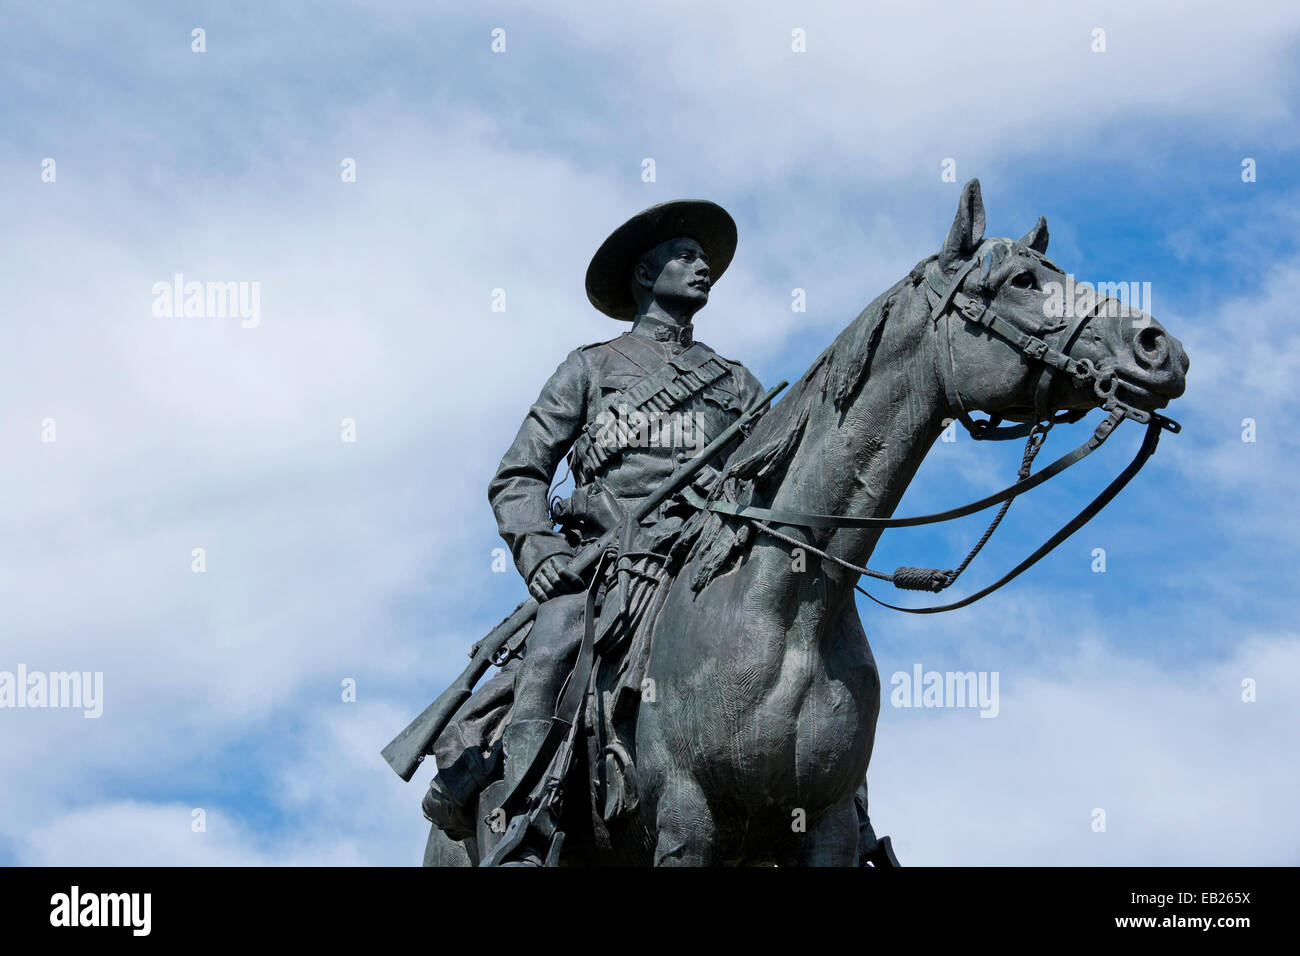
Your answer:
494,719 -> 556,866
421,745 -> 498,843
421,775 -> 476,843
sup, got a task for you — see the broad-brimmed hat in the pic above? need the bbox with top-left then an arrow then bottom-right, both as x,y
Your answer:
585,200 -> 738,320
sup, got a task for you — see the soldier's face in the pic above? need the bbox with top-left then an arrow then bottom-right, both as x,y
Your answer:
639,237 -> 711,311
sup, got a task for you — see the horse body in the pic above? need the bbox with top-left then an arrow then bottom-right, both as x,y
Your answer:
636,280 -> 946,865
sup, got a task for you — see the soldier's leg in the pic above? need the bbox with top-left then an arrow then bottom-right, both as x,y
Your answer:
502,591 -> 586,795
422,659 -> 519,838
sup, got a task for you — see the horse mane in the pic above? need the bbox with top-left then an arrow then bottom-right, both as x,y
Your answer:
722,260 -> 929,489
684,258 -> 932,591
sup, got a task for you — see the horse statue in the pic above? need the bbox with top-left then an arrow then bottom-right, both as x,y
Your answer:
421,180 -> 1188,865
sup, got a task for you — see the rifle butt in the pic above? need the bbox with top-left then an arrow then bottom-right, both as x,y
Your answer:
381,598 -> 538,781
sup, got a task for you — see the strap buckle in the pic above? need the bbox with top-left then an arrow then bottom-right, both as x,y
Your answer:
1114,406 -> 1179,433
1152,412 -> 1181,433
1023,338 -> 1050,361
958,299 -> 988,324
1088,407 -> 1126,448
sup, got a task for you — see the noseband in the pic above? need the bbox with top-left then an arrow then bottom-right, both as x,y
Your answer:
697,252 -> 1181,614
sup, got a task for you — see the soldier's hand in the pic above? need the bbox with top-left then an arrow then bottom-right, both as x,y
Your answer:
528,555 -> 585,602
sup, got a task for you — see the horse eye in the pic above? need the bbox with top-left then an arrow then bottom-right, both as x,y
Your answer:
1011,272 -> 1037,290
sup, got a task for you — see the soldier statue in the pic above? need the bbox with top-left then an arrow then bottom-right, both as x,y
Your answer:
421,200 -> 766,861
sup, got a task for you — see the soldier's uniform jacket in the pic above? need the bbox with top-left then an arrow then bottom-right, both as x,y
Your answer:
489,315 -> 765,585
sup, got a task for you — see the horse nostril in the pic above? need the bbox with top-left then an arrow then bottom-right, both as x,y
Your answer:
1135,325 -> 1168,367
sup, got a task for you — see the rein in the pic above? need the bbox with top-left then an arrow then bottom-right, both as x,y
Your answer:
695,254 -> 1181,614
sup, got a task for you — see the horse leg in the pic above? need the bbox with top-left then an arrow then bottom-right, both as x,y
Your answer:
652,774 -> 717,866
792,797 -> 859,867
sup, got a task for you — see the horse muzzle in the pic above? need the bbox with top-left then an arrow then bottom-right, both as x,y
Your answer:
1073,309 -> 1189,413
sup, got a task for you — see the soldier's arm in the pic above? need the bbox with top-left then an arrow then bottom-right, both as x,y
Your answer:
487,348 -> 590,586
734,363 -> 766,409
725,362 -> 769,458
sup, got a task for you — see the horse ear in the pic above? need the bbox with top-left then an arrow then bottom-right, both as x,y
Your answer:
939,179 -> 986,270
1020,216 -> 1049,254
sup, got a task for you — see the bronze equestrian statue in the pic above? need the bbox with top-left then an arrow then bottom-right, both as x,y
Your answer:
387,181 -> 1189,866
423,200 -> 769,863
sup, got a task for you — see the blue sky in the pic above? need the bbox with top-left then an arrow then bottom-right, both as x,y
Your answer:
1,1 -> 1297,865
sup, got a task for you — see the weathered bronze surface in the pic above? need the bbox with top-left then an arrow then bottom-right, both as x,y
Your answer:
389,183 -> 1188,866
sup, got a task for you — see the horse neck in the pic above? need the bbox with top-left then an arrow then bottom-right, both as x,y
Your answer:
763,287 -> 948,623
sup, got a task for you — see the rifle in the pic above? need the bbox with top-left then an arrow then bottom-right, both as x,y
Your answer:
381,379 -> 788,781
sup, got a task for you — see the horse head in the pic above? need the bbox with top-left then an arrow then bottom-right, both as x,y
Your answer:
933,180 -> 1188,431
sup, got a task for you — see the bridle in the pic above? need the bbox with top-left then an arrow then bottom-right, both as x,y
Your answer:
696,248 -> 1181,614
930,250 -> 1104,438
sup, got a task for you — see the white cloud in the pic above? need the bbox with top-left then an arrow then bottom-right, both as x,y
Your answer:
16,704 -> 429,865
522,0 -> 1300,179
870,632 -> 1300,865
